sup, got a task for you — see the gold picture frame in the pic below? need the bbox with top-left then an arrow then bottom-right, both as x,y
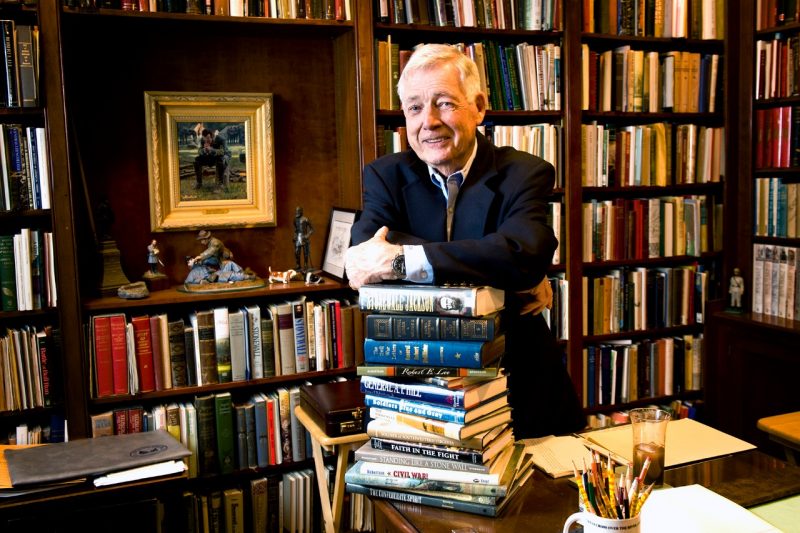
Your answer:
144,91 -> 276,231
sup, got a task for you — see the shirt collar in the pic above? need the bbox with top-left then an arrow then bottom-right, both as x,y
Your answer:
428,140 -> 478,192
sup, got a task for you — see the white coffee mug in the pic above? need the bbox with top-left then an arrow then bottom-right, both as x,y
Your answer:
562,512 -> 641,533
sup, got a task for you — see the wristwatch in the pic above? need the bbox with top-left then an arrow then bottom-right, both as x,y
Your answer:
391,252 -> 406,278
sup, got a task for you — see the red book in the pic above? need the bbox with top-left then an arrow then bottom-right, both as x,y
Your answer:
149,315 -> 165,391
109,314 -> 129,395
131,315 -> 156,393
113,409 -> 128,435
774,106 -> 784,168
755,109 -> 765,168
781,106 -> 791,167
92,316 -> 114,398
127,406 -> 144,433
266,396 -> 277,465
588,50 -> 599,112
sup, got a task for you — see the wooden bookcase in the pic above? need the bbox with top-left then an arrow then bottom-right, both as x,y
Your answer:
355,2 -> 732,420
0,2 -> 70,446
704,1 -> 800,450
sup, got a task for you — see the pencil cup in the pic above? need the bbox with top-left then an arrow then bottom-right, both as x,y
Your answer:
629,407 -> 671,486
562,511 -> 641,533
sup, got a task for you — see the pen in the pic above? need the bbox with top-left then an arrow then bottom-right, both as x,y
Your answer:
638,456 -> 651,485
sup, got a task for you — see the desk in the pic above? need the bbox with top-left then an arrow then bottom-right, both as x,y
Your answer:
294,404 -> 368,533
372,450 -> 800,533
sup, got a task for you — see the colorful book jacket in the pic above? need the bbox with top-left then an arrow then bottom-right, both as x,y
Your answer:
365,312 -> 502,340
361,375 -> 470,408
346,482 -> 504,517
363,335 -> 505,369
357,363 -> 501,379
363,392 -> 508,425
354,441 -> 490,474
345,461 -> 505,496
369,437 -> 489,465
358,284 -> 504,317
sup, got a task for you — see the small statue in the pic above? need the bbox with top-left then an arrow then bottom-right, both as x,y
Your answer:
294,206 -> 314,272
146,239 -> 163,275
185,230 -> 257,286
268,267 -> 301,284
728,267 -> 744,312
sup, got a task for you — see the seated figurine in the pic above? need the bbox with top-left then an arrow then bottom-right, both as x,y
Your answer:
185,230 -> 256,285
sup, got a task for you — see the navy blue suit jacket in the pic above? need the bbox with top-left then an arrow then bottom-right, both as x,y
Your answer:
352,133 -> 584,438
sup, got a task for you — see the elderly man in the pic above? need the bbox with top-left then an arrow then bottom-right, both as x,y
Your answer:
344,44 -> 583,437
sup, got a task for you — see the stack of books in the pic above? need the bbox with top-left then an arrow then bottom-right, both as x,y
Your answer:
344,283 -> 534,517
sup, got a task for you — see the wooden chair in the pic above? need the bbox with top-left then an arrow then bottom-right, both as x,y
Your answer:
757,412 -> 800,465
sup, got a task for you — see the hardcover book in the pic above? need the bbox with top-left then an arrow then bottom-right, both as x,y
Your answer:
358,284 -> 504,317
360,374 -> 508,410
365,311 -> 502,341
299,379 -> 366,437
363,335 -> 506,369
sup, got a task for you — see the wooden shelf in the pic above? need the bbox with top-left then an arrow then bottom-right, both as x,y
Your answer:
581,32 -> 724,51
753,236 -> 800,246
82,278 -> 351,312
754,167 -> 800,178
753,95 -> 800,108
583,323 -> 704,343
756,21 -> 800,37
584,390 -> 703,414
582,252 -> 720,269
89,367 -> 354,407
582,111 -> 723,123
0,307 -> 59,321
582,182 -> 723,197
374,22 -> 562,41
711,310 -> 800,334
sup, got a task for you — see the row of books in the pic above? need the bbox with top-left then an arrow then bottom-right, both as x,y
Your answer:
582,333 -> 704,409
179,470 -> 316,533
88,298 -> 364,398
752,244 -> 799,320
92,384 -> 324,477
376,39 -> 561,113
0,229 -> 57,312
581,47 -> 722,114
753,177 -> 800,238
483,123 -> 563,185
0,21 -> 38,108
582,0 -> 725,39
582,265 -> 710,335
0,325 -> 60,413
582,196 -> 711,263
376,0 -> 562,30
82,0 -> 352,20
755,35 -> 800,101
4,413 -> 67,445
586,399 -> 702,429
543,273 -> 568,340
754,106 -> 800,169
1,124 -> 51,212
756,0 -> 800,30
582,123 -> 724,187
378,123 -> 564,188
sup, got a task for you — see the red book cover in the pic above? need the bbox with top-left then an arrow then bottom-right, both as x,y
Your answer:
334,300 -> 344,368
633,199 -> 644,260
640,199 -> 649,261
92,316 -> 114,398
774,106 -> 784,169
583,0 -> 593,32
127,406 -> 144,433
149,315 -> 165,391
109,314 -> 129,395
113,409 -> 128,435
781,106 -> 791,167
657,339 -> 667,397
609,0 -> 618,35
266,397 -> 277,465
614,198 -> 626,260
131,315 -> 156,393
780,40 -> 788,98
755,109 -> 765,168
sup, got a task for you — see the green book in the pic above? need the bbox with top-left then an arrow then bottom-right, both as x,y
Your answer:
0,234 -> 17,311
215,392 -> 235,475
195,394 -> 218,476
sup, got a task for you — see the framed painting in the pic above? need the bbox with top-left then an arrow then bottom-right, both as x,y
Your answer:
320,207 -> 360,282
144,91 -> 276,231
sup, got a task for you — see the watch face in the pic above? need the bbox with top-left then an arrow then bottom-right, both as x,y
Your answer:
392,254 -> 406,276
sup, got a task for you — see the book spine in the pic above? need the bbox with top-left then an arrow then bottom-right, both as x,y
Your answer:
131,316 -> 156,393
365,313 -> 501,340
168,318 -> 188,388
215,392 -> 235,475
358,285 -> 499,316
213,307 -> 232,383
0,234 -> 17,310
357,364 -> 499,378
363,336 -> 503,369
92,316 -> 115,398
195,394 -> 218,476
360,375 -> 465,407
345,482 -> 498,517
364,394 -> 467,424
344,469 -> 505,497
370,437 -> 486,464
291,300 -> 309,372
1,20 -> 19,107
196,311 -> 219,385
260,317 -> 276,377
15,25 -> 37,107
369,406 -> 470,439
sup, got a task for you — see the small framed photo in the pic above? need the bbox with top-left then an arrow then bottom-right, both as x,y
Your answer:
321,207 -> 360,282
144,91 -> 276,231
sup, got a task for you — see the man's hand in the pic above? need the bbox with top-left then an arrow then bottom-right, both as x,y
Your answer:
344,226 -> 403,290
516,276 -> 553,316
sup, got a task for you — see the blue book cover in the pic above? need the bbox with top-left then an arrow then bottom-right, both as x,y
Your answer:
363,392 -> 507,425
363,336 -> 505,369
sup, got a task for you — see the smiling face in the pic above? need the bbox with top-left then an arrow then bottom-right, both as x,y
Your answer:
401,63 -> 486,177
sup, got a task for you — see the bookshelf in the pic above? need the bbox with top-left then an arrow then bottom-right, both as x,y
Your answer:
0,2 -> 69,446
704,1 -> 800,452
356,2 -> 732,422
